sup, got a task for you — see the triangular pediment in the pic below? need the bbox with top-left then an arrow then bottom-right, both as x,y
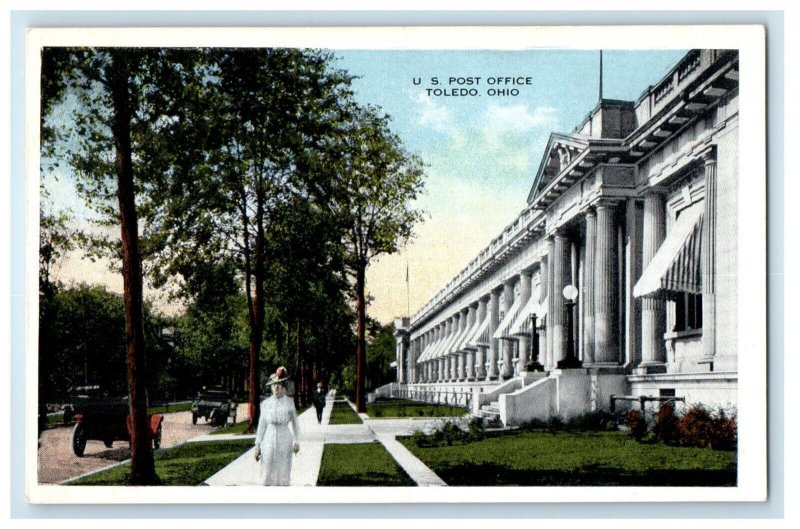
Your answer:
526,133 -> 591,205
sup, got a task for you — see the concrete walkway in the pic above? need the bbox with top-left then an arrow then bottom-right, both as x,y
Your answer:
202,397 -> 448,487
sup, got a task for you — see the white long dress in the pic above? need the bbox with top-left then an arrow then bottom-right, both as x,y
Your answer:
255,395 -> 300,486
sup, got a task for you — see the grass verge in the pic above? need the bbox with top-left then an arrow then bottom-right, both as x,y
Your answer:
148,402 -> 194,415
366,398 -> 467,419
400,430 -> 736,486
209,420 -> 251,435
329,401 -> 363,425
317,442 -> 415,486
68,439 -> 254,486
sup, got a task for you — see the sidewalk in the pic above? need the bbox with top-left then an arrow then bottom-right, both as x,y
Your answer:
202,397 -> 448,487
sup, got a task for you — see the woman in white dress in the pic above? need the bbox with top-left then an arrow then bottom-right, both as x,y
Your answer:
254,367 -> 300,486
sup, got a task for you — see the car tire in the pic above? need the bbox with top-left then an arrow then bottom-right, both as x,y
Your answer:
192,413 -> 197,425
72,423 -> 87,457
103,438 -> 114,448
153,423 -> 162,450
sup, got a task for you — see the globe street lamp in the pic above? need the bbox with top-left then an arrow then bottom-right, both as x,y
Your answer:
557,284 -> 583,369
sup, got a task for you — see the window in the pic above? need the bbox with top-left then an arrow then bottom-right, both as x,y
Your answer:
672,293 -> 702,332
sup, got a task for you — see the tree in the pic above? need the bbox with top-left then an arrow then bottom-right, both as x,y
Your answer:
41,47 -> 199,484
142,49 -> 355,430
321,105 -> 425,412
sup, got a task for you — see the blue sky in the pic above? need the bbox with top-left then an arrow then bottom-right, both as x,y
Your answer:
48,48 -> 688,322
333,49 -> 687,323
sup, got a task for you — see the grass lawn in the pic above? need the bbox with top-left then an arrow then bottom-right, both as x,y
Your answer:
366,398 -> 467,419
401,430 -> 736,486
209,420 -> 251,435
317,442 -> 415,486
328,401 -> 363,425
148,402 -> 194,415
68,439 -> 254,486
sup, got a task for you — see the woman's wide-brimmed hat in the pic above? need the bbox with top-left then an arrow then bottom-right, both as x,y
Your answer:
268,366 -> 290,385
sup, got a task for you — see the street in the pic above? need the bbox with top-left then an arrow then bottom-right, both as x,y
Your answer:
37,404 -> 249,484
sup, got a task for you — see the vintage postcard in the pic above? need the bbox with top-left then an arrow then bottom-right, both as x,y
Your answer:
26,25 -> 766,504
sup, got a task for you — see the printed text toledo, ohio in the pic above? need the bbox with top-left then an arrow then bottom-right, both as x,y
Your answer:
414,76 -> 533,97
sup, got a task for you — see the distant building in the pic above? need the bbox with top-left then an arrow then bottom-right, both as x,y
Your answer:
393,49 -> 739,425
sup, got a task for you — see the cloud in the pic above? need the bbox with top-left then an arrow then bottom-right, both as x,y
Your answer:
480,104 -> 558,172
412,92 -> 466,146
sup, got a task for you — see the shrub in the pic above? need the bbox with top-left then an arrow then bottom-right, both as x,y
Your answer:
677,405 -> 713,448
709,410 -> 737,451
653,404 -> 680,445
624,410 -> 647,441
373,408 -> 383,417
566,410 -> 618,432
467,417 -> 486,441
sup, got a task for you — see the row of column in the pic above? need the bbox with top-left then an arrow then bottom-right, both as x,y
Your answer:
411,267 -> 547,384
405,150 -> 718,380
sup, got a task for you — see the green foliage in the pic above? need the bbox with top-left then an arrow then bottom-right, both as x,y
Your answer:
68,439 -> 253,486
365,321 -> 398,391
411,418 -> 485,448
328,401 -> 363,425
365,398 -> 467,419
401,430 -> 736,486
317,442 -> 415,487
653,404 -> 681,445
209,420 -> 252,436
38,283 -> 176,402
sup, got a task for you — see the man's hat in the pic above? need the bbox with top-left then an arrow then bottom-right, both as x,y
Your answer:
317,382 -> 324,388
268,366 -> 290,385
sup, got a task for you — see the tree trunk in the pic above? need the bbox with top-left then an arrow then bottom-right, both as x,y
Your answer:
247,247 -> 265,433
108,51 -> 158,485
355,265 -> 367,413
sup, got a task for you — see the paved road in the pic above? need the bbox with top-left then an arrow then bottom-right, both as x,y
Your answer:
37,404 -> 249,484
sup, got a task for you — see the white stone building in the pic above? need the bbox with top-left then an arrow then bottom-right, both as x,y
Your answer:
392,49 -> 739,426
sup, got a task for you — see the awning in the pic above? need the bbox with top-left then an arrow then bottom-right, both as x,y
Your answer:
453,314 -> 480,353
510,294 -> 548,336
417,339 -> 435,363
434,324 -> 461,360
462,311 -> 486,350
467,314 -> 491,349
633,202 -> 704,300
425,335 -> 446,362
492,294 -> 526,340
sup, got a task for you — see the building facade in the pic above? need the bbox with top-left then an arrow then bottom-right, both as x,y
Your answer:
393,49 -> 739,425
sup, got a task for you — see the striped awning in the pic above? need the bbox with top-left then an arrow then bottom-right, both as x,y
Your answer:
493,294 -> 526,340
417,338 -> 437,363
448,319 -> 473,355
434,325 -> 460,360
458,313 -> 482,352
510,294 -> 548,336
633,202 -> 704,300
467,313 -> 491,349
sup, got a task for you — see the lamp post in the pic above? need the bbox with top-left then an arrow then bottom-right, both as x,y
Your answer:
527,314 -> 544,372
557,285 -> 583,369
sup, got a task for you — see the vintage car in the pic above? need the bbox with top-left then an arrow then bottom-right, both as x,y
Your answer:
191,389 -> 237,426
68,386 -> 163,457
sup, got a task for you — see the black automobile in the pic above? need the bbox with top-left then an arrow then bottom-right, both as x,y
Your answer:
191,390 -> 237,427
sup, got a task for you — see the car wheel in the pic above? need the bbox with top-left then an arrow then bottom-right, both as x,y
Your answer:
103,438 -> 114,448
192,413 -> 197,425
71,423 -> 87,457
153,423 -> 162,450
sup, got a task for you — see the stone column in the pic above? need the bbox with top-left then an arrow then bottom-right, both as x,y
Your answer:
594,203 -> 620,364
545,238 -> 555,369
457,309 -> 468,381
583,209 -> 597,365
501,279 -> 516,379
552,234 -> 570,365
464,304 -> 477,380
475,297 -> 488,379
516,271 -> 533,374
487,289 -> 500,380
702,148 -> 717,361
640,191 -> 667,371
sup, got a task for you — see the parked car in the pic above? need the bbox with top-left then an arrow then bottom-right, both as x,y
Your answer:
191,389 -> 237,427
67,385 -> 163,457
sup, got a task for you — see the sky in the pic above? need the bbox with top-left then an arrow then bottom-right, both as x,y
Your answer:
334,49 -> 687,323
48,48 -> 687,324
